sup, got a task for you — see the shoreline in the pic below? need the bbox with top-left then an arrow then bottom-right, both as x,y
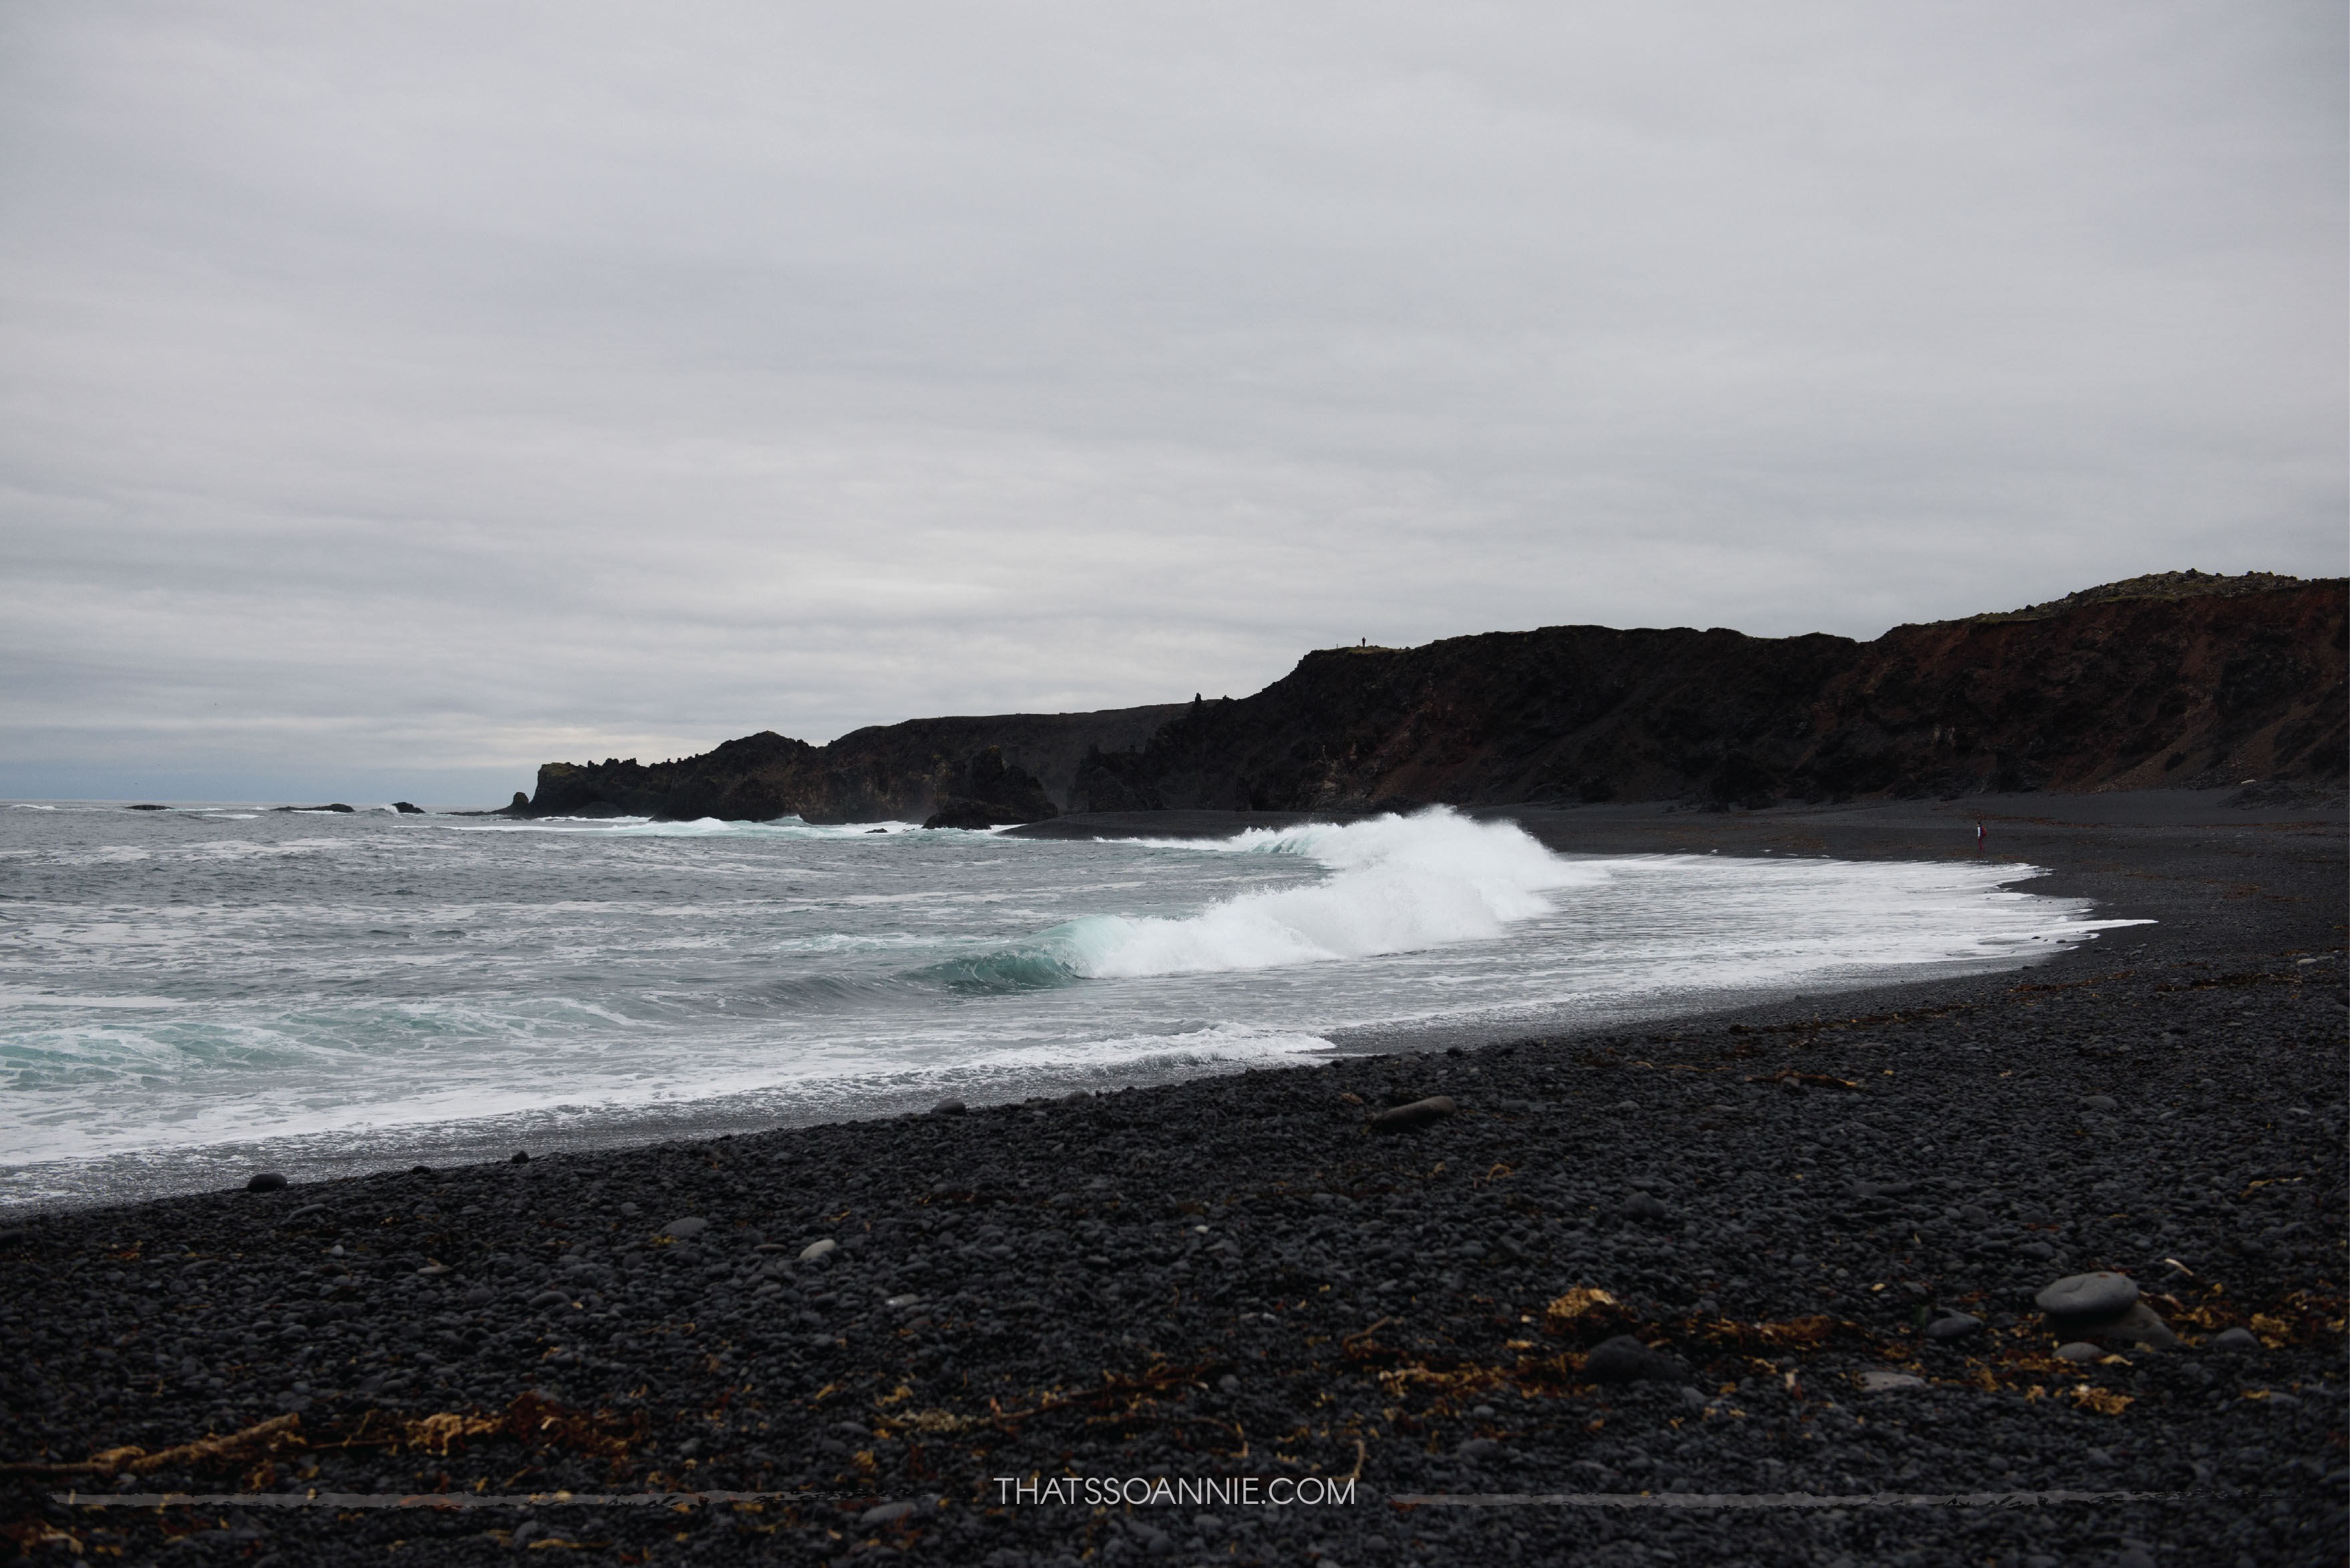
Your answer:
3,797 -> 2188,1215
3,792 -> 2342,1563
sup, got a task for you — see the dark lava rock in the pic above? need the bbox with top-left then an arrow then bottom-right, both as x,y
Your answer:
126,803 -> 170,811
393,801 -> 424,814
1623,1192 -> 1672,1224
271,803 -> 356,813
920,750 -> 1061,829
1924,1312 -> 1983,1342
931,1099 -> 969,1116
2079,1093 -> 2118,1111
661,1217 -> 710,1240
510,1150 -> 530,1164
244,1173 -> 288,1193
2089,1303 -> 2182,1348
2035,1271 -> 2139,1321
1582,1335 -> 1686,1385
922,801 -> 1006,831
2210,1326 -> 2260,1351
1368,1096 -> 1458,1134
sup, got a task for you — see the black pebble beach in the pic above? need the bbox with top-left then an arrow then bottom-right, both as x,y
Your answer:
4,794 -> 2344,1566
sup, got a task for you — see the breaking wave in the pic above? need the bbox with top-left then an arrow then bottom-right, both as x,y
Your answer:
931,809 -> 1604,988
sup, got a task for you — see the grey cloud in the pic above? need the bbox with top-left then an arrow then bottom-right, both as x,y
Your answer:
1,1 -> 2341,800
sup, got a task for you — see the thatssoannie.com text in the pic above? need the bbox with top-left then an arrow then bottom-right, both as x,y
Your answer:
993,1476 -> 1357,1508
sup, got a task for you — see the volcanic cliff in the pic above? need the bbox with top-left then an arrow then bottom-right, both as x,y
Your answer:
512,571 -> 2345,823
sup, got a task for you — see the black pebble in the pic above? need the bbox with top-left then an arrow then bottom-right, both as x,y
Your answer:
246,1173 -> 287,1193
1583,1334 -> 1686,1384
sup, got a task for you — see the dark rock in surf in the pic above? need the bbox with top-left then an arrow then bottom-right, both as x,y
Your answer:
246,1173 -> 288,1193
126,803 -> 170,811
393,801 -> 425,814
923,800 -> 1009,831
920,748 -> 1061,829
1367,1097 -> 1458,1134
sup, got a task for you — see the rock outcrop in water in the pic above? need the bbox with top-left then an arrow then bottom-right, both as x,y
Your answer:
919,747 -> 1062,829
510,571 -> 2344,821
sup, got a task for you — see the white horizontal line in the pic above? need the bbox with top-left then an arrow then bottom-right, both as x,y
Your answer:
53,1491 -> 800,1510
1387,1491 -> 2180,1509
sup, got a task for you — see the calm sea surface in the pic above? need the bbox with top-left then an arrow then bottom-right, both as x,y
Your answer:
0,802 -> 2140,1207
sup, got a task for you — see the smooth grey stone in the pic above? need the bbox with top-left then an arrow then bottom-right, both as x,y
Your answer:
1924,1312 -> 1983,1342
2093,1302 -> 2180,1348
1368,1097 -> 1458,1133
2017,1241 -> 2057,1261
529,1290 -> 568,1308
859,1501 -> 916,1526
2079,1094 -> 2118,1112
246,1173 -> 288,1193
285,1203 -> 327,1221
1857,1370 -> 1924,1391
800,1238 -> 838,1262
2036,1271 -> 2138,1320
1582,1334 -> 1684,1385
2054,1342 -> 2103,1362
661,1217 -> 710,1239
2210,1326 -> 2259,1351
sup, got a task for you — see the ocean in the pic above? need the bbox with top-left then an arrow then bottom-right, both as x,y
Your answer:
0,802 -> 2142,1209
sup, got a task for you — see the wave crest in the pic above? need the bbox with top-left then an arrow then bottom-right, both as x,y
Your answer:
948,809 -> 1603,984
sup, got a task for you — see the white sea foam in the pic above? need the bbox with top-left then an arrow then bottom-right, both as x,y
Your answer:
444,815 -> 924,839
1055,810 -> 1603,978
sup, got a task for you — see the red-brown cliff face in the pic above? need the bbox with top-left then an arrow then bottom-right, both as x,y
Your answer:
518,573 -> 2345,821
1069,574 -> 2345,812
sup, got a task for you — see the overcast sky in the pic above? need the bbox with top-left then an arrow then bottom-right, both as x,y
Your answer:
3,2 -> 2342,802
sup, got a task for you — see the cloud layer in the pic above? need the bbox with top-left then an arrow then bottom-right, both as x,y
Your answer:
3,2 -> 2342,801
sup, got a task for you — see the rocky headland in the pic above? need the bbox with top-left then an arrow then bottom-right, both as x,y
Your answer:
499,571 -> 2345,827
